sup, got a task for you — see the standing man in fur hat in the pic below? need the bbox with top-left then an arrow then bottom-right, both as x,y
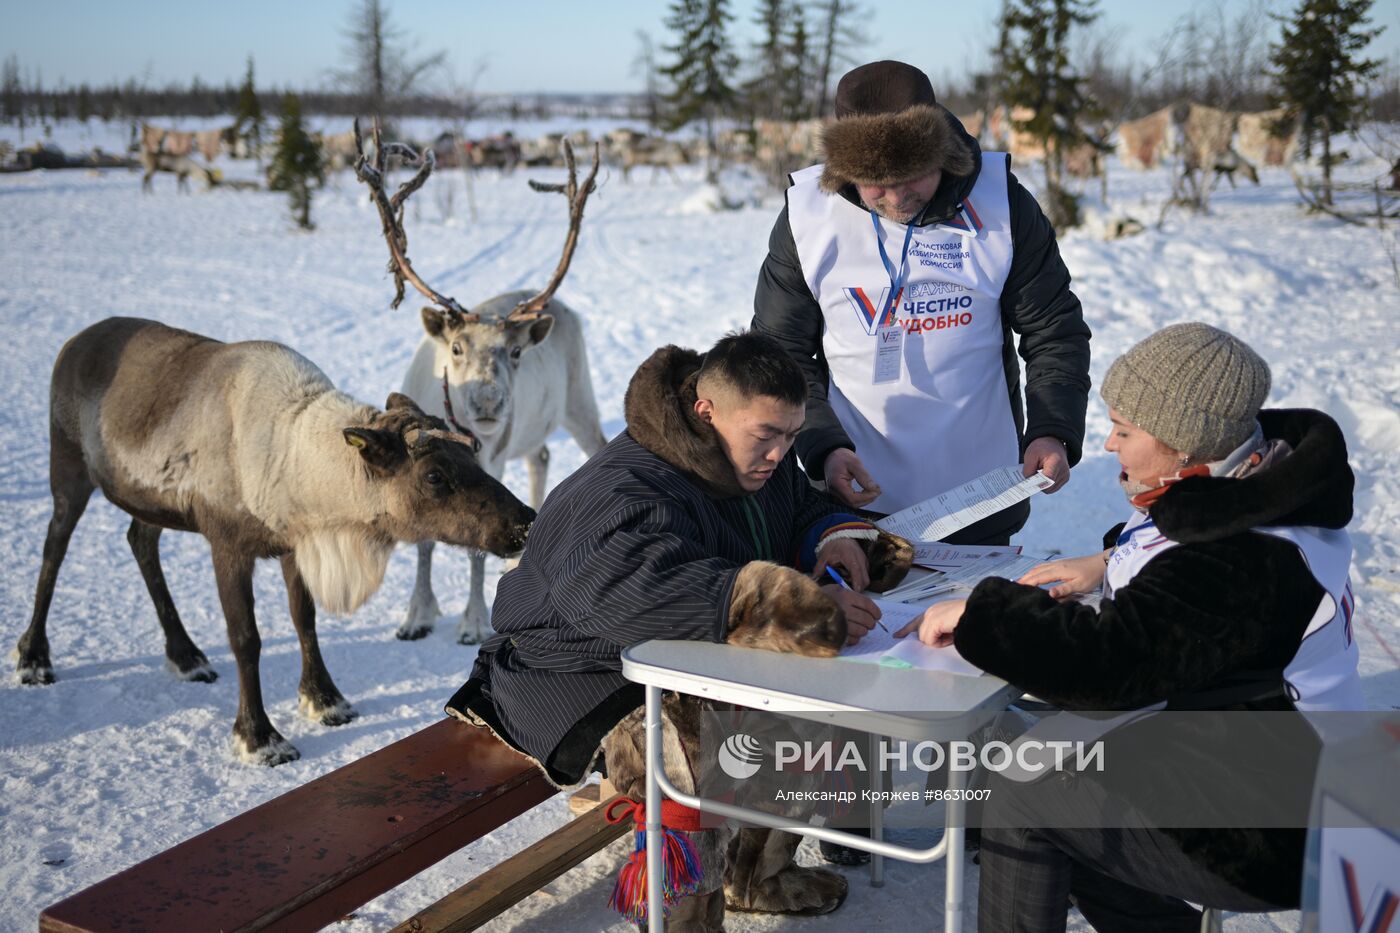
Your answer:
754,59 -> 1091,545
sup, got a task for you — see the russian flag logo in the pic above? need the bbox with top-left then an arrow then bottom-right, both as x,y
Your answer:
938,197 -> 985,236
843,286 -> 901,335
1342,856 -> 1398,932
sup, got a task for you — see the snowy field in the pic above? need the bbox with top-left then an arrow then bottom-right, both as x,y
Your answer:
1,122 -> 1397,932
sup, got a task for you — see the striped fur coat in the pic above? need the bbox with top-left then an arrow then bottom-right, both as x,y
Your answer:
448,345 -> 870,786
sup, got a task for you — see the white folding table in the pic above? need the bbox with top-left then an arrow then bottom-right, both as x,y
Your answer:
621,640 -> 1020,930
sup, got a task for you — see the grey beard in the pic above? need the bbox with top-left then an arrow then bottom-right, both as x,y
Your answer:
865,202 -> 916,223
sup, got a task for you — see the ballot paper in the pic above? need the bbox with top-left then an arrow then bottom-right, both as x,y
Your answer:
911,542 -> 1023,571
838,598 -> 925,659
877,466 -> 1054,543
837,597 -> 984,676
882,550 -> 1047,603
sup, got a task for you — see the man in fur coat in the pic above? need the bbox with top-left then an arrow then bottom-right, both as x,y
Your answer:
753,59 -> 1091,545
448,331 -> 913,928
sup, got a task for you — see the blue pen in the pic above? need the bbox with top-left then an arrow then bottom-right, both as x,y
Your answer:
825,566 -> 888,632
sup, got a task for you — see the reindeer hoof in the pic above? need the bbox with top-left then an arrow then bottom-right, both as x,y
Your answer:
235,734 -> 301,767
726,864 -> 849,916
456,607 -> 490,645
398,598 -> 441,640
16,662 -> 55,686
167,657 -> 218,683
396,621 -> 434,641
299,694 -> 358,727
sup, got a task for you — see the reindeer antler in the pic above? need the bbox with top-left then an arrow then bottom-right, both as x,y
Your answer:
509,140 -> 601,320
353,119 -> 474,322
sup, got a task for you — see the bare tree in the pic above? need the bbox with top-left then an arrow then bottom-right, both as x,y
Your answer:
439,57 -> 488,222
1074,22 -> 1135,118
1136,1 -> 1276,113
2,54 -> 23,138
785,6 -> 815,119
1204,1 -> 1276,110
332,0 -> 446,119
814,0 -> 869,117
632,30 -> 665,130
747,0 -> 790,121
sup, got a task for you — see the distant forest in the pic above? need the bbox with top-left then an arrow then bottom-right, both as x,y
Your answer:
2,0 -> 1397,130
0,80 -> 643,126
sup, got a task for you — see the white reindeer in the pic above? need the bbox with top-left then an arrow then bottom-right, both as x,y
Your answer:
353,122 -> 607,644
16,317 -> 536,765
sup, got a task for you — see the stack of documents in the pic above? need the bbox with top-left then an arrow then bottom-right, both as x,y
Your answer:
831,465 -> 1055,674
882,549 -> 1046,603
912,542 -> 1022,571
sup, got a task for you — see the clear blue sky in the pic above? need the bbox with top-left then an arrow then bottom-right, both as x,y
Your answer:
4,0 -> 1398,94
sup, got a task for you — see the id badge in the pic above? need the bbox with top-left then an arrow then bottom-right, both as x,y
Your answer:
873,321 -> 903,384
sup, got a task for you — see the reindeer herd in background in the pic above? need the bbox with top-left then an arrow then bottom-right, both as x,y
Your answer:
17,120 -> 607,764
137,97 -> 1304,200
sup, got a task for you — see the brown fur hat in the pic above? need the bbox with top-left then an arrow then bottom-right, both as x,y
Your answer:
819,60 -> 975,193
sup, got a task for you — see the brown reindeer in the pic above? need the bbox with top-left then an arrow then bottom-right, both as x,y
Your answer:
16,317 -> 535,764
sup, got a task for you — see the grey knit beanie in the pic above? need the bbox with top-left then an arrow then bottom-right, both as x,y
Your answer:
1100,323 -> 1271,461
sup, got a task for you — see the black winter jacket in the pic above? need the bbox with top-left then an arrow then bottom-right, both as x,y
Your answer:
448,346 -> 860,786
956,408 -> 1355,908
752,111 -> 1091,539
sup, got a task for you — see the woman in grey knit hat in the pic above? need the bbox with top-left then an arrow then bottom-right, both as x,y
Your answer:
894,323 -> 1364,931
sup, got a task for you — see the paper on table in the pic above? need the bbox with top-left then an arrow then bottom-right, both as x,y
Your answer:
838,598 -> 925,659
911,542 -> 1022,571
881,637 -> 983,676
837,597 -> 983,677
882,550 -> 1046,602
877,466 -> 1054,542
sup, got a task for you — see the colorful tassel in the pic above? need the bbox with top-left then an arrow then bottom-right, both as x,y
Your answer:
604,797 -> 705,924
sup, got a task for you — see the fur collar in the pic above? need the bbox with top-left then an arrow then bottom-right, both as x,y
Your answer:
820,104 -> 977,193
1150,409 -> 1353,543
623,345 -> 747,499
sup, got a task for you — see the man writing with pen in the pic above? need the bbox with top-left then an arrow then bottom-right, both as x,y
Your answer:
448,330 -> 914,924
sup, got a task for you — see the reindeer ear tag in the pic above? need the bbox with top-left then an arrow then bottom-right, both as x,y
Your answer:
343,428 -> 405,472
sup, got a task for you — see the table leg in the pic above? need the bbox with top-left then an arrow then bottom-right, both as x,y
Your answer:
646,685 -> 664,931
944,758 -> 969,930
869,731 -> 884,887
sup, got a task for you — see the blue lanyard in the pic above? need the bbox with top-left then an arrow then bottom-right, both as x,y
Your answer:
1116,516 -> 1157,547
870,211 -> 915,328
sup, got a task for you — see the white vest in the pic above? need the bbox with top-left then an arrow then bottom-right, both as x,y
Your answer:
1106,510 -> 1365,712
1002,510 -> 1363,783
786,156 -> 1019,514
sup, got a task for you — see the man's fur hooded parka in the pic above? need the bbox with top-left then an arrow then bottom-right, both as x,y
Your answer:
448,345 -> 866,786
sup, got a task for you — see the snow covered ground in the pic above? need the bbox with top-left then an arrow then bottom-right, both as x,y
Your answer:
0,123 -> 1396,932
